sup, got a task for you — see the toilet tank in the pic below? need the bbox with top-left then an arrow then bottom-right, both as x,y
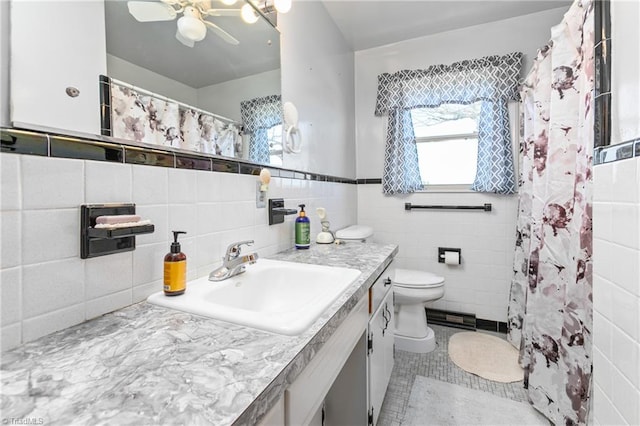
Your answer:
335,225 -> 374,242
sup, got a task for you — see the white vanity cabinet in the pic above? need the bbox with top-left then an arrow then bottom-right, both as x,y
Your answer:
367,264 -> 395,425
277,261 -> 396,426
285,294 -> 369,425
10,0 -> 107,134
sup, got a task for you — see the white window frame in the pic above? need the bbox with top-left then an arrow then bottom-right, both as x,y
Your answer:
413,101 -> 520,193
415,132 -> 479,193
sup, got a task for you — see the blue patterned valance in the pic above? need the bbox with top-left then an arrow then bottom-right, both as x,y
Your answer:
374,52 -> 523,195
375,52 -> 523,116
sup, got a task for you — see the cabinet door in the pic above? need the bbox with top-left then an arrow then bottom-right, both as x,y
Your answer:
368,289 -> 395,425
286,295 -> 368,426
10,0 -> 107,134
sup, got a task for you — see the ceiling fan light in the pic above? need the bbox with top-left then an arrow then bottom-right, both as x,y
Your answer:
241,3 -> 259,24
177,16 -> 207,41
274,0 -> 291,13
220,0 -> 237,4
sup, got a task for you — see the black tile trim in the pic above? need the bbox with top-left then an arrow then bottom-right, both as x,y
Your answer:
176,154 -> 212,171
357,178 -> 383,184
595,138 -> 640,165
239,163 -> 264,176
594,0 -> 611,45
594,93 -> 611,148
0,127 -> 361,184
50,135 -> 124,163
595,38 -> 611,95
594,0 -> 612,148
211,158 -> 239,173
99,75 -> 112,137
0,129 -> 49,156
124,147 -> 175,168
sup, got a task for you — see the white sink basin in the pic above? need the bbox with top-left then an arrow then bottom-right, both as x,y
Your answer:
147,259 -> 361,335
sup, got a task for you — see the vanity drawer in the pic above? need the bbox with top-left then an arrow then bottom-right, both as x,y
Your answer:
369,261 -> 394,315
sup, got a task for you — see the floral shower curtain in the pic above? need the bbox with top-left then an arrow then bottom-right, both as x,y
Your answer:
507,1 -> 594,424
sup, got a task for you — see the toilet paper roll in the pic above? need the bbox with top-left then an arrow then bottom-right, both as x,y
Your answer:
444,251 -> 460,265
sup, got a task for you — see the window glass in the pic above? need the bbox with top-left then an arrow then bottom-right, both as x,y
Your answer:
267,124 -> 283,166
412,103 -> 481,187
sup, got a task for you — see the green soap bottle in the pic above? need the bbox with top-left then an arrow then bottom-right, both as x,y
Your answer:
295,204 -> 310,249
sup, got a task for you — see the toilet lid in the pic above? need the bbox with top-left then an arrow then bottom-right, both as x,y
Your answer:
392,268 -> 444,288
335,225 -> 374,240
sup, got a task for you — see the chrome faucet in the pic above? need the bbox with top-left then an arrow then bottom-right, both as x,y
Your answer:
209,240 -> 259,281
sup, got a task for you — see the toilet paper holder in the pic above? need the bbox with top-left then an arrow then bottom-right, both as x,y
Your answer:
438,247 -> 461,264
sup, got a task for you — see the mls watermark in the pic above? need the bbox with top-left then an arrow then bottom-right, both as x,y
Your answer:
2,418 -> 44,425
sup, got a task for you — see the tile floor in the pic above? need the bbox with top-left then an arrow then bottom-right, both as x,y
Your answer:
378,324 -> 529,426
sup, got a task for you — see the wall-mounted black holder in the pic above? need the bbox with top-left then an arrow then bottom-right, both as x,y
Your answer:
438,247 -> 462,264
268,198 -> 298,225
81,203 -> 154,259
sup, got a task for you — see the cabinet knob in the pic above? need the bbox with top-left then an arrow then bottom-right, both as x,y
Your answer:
383,277 -> 391,286
66,87 -> 80,97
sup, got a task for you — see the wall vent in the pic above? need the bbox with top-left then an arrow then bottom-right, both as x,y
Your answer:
426,308 -> 476,330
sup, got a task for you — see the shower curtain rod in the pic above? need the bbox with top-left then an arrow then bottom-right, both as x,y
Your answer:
404,203 -> 492,212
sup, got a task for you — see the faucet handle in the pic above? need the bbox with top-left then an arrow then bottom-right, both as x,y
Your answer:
225,240 -> 254,258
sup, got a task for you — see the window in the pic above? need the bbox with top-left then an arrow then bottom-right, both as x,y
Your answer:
267,124 -> 283,166
411,102 -> 481,188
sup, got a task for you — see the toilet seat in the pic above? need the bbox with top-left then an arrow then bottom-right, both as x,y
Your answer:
392,268 -> 444,289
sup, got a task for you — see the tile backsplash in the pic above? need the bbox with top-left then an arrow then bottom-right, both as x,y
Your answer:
0,152 -> 357,351
357,184 -> 518,322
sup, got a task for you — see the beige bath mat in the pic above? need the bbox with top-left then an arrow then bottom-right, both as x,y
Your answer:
448,331 -> 524,383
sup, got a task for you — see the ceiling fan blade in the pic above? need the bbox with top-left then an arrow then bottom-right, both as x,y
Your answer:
201,8 -> 241,17
175,29 -> 195,48
127,1 -> 177,22
203,20 -> 239,45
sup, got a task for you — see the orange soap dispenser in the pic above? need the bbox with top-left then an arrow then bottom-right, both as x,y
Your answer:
164,231 -> 187,296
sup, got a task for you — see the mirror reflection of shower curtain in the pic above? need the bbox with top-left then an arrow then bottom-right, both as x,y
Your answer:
506,1 -> 594,424
240,94 -> 282,164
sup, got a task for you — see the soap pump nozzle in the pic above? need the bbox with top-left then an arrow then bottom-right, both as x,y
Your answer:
171,231 -> 187,254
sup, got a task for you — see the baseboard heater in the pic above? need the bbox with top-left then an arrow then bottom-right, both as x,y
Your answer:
426,308 -> 476,330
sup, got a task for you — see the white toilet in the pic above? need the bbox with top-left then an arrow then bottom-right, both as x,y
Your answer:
335,225 -> 446,353
391,268 -> 444,353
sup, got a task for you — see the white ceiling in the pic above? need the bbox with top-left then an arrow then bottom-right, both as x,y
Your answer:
321,0 -> 571,51
105,0 -> 281,88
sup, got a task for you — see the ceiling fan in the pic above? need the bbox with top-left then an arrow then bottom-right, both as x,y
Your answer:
127,0 -> 242,47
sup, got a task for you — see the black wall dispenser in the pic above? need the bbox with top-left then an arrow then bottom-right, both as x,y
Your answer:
81,203 -> 154,259
438,247 -> 462,264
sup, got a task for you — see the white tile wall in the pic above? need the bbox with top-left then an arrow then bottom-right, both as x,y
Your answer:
351,9 -> 566,324
0,153 -> 357,351
21,155 -> 84,209
0,154 -> 20,210
357,185 -> 518,322
593,157 -> 640,426
85,161 -> 133,204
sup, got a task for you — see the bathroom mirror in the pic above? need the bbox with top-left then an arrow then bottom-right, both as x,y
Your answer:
104,0 -> 283,165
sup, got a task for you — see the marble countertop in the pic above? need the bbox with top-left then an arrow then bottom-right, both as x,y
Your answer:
1,242 -> 397,425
